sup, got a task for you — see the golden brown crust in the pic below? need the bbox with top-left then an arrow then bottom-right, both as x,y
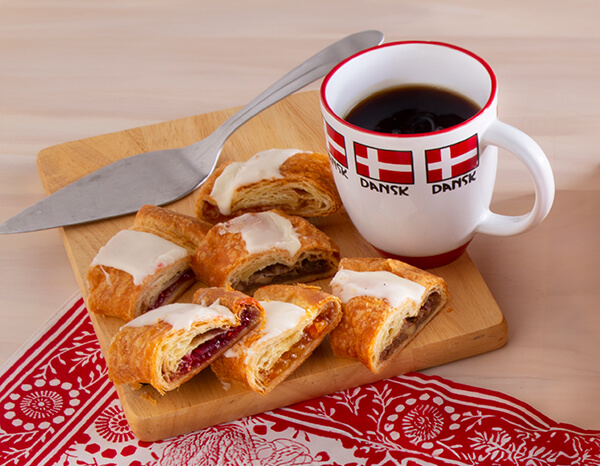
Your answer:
253,283 -> 334,307
210,284 -> 342,394
107,287 -> 264,394
191,210 -> 340,293
194,151 -> 342,223
335,257 -> 445,288
192,286 -> 258,312
329,258 -> 449,373
86,205 -> 209,321
133,205 -> 212,253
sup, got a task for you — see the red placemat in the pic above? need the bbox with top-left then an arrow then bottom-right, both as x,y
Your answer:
1,295 -> 599,466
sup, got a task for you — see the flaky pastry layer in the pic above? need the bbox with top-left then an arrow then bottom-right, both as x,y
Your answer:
211,284 -> 342,394
194,151 -> 342,223
107,287 -> 264,394
192,210 -> 340,293
86,205 -> 210,321
329,258 -> 449,373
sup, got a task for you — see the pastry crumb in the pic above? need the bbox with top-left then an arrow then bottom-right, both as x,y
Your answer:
220,381 -> 232,391
140,392 -> 158,405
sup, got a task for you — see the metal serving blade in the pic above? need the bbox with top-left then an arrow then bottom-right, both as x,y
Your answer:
1,30 -> 384,234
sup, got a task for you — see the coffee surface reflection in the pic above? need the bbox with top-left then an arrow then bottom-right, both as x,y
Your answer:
344,85 -> 480,135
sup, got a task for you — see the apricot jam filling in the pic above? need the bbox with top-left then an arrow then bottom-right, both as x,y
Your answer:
259,304 -> 335,383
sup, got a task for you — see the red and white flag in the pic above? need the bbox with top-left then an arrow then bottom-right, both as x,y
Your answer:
354,143 -> 414,184
425,134 -> 479,183
325,123 -> 348,167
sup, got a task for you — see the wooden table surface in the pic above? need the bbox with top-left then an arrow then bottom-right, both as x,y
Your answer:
1,0 -> 598,430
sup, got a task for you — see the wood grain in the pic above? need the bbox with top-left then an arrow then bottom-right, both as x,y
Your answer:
37,90 -> 507,441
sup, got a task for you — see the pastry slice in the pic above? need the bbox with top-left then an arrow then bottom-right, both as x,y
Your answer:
329,258 -> 449,373
191,210 -> 340,293
86,205 -> 212,321
107,287 -> 264,394
211,284 -> 342,395
194,148 -> 342,223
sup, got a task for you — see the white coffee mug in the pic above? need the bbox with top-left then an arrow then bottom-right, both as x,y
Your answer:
320,41 -> 555,268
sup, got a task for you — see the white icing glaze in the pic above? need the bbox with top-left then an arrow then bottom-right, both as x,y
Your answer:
90,229 -> 188,286
124,301 -> 236,331
224,299 -> 306,359
330,269 -> 426,309
222,211 -> 301,256
210,148 -> 304,215
257,300 -> 306,341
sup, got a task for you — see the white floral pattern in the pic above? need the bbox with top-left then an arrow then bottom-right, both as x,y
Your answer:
95,405 -> 136,444
401,403 -> 445,444
1,296 -> 599,466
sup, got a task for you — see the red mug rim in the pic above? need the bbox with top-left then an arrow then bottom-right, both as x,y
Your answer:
320,40 -> 498,138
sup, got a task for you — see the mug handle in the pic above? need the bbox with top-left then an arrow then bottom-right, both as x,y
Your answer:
477,120 -> 555,236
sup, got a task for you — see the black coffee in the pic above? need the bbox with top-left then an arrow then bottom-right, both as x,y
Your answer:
344,85 -> 480,134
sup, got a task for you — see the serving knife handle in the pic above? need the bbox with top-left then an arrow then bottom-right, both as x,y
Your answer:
193,30 -> 385,161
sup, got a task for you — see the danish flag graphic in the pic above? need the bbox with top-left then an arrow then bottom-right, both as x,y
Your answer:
425,134 -> 479,183
325,123 -> 348,167
354,143 -> 414,184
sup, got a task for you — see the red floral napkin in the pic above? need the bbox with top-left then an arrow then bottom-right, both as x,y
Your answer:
1,295 -> 599,466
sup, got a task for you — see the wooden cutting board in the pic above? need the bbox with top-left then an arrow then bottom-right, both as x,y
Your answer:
37,90 -> 507,441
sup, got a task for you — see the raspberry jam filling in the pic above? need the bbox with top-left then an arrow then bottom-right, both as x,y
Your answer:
149,269 -> 196,311
176,306 -> 260,376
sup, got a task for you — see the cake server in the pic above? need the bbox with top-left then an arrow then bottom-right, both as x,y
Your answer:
0,30 -> 384,234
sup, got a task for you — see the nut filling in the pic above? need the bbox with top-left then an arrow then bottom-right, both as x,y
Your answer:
379,292 -> 440,362
238,258 -> 330,290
